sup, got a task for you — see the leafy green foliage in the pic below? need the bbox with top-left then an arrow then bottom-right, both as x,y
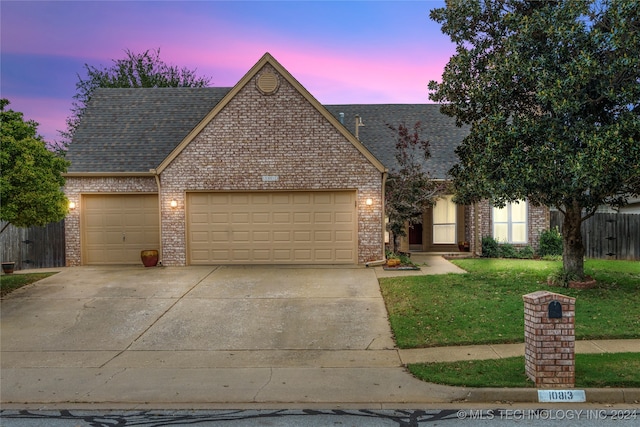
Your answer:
385,122 -> 443,252
481,236 -> 500,258
429,0 -> 640,279
61,48 -> 212,148
547,268 -> 582,288
482,236 -> 539,259
517,245 -> 535,259
539,227 -> 563,257
498,243 -> 518,258
1,100 -> 69,231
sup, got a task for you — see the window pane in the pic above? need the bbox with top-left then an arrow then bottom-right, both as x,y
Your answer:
494,224 -> 509,242
434,196 -> 456,223
493,206 -> 508,222
512,224 -> 527,243
433,224 -> 456,244
512,201 -> 527,222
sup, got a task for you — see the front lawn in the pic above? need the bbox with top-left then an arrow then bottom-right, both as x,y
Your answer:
0,273 -> 56,297
408,353 -> 640,388
379,259 -> 640,349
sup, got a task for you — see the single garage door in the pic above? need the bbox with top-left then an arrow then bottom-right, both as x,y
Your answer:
187,191 -> 357,264
82,194 -> 159,264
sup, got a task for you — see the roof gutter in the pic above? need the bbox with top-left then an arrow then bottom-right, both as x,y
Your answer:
63,172 -> 156,177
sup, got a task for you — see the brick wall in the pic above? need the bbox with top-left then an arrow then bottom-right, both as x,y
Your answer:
65,64 -> 384,266
523,291 -> 576,388
468,200 -> 550,255
160,64 -> 383,265
63,176 -> 158,266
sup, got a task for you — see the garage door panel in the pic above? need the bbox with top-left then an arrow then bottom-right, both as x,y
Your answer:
295,230 -> 312,242
231,212 -> 250,223
82,194 -> 159,265
336,212 -> 354,223
272,212 -> 290,223
293,212 -> 311,223
336,230 -> 354,242
314,231 -> 331,242
187,191 -> 356,264
231,194 -> 250,204
313,193 -> 332,204
272,194 -> 290,204
211,231 -> 229,242
252,231 -> 270,242
252,212 -> 270,223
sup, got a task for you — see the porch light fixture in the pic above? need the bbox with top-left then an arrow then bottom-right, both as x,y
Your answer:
68,201 -> 76,210
365,198 -> 373,206
170,200 -> 178,208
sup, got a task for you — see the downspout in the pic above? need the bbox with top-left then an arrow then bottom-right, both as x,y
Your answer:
150,168 -> 163,265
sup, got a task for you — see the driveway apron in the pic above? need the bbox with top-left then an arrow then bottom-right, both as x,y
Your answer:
1,265 -> 465,405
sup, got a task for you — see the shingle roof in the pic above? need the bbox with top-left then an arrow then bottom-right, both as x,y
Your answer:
67,87 -> 232,172
324,105 -> 470,179
66,89 -> 469,178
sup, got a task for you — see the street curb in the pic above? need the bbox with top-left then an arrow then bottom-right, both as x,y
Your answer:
464,388 -> 640,404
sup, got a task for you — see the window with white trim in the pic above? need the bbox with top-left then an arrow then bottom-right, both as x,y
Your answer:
433,195 -> 456,244
493,200 -> 527,243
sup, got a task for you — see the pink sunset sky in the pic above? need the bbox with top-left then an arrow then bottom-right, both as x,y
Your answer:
1,0 -> 455,144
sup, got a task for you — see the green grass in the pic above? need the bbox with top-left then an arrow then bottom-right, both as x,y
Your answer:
0,273 -> 56,297
379,259 -> 640,349
408,353 -> 640,388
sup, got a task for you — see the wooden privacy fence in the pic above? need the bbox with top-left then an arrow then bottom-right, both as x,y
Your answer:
550,211 -> 640,260
1,220 -> 66,271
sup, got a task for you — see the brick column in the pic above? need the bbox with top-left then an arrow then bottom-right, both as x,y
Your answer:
523,290 -> 576,388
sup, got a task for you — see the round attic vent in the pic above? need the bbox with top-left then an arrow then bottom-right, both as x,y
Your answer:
257,71 -> 279,95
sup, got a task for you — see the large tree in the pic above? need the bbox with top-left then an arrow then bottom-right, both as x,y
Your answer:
1,99 -> 69,233
385,122 -> 443,253
429,0 -> 640,279
59,48 -> 212,148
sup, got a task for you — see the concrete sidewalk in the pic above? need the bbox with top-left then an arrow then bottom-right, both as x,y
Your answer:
399,339 -> 640,364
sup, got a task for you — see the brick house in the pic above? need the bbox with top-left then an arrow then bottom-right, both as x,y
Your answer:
324,107 -> 549,256
64,53 -> 548,266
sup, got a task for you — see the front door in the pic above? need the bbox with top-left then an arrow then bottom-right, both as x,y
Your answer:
409,223 -> 423,251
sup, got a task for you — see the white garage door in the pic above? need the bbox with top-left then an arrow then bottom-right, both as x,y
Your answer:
82,194 -> 159,264
187,191 -> 357,264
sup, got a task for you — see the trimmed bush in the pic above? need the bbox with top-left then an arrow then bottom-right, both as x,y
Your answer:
539,227 -> 563,257
518,245 -> 535,259
499,243 -> 519,258
481,236 -> 500,258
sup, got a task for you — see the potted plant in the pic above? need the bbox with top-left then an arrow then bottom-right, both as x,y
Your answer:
2,262 -> 16,274
140,250 -> 159,267
458,241 -> 470,252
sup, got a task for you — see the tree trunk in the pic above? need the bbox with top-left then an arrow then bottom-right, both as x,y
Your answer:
562,202 -> 585,280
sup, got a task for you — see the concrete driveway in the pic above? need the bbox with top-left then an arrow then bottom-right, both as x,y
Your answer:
1,265 -> 466,406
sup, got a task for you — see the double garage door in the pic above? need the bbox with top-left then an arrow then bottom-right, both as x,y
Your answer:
188,191 -> 357,264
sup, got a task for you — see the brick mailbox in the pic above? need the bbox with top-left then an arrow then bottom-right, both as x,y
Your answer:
523,290 -> 576,388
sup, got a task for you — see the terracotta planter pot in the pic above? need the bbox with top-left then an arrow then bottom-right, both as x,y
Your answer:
140,250 -> 159,267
